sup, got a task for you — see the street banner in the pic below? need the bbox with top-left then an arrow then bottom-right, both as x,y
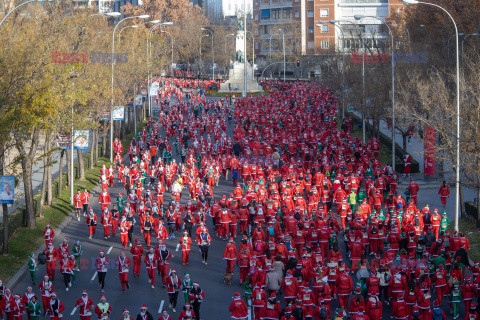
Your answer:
135,95 -> 143,107
0,175 -> 15,204
74,130 -> 89,150
112,106 -> 125,120
149,87 -> 158,97
55,133 -> 71,149
424,126 -> 436,176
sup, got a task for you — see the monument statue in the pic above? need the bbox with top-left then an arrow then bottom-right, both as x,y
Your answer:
237,18 -> 244,31
235,50 -> 244,63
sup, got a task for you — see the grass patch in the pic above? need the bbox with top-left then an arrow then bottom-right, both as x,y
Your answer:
0,151 -> 111,282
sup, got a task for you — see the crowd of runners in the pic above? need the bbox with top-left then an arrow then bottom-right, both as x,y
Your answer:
0,79 -> 475,320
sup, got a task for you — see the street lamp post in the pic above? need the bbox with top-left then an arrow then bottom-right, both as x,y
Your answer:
243,0 -> 248,97
403,0 -> 461,232
201,28 -> 215,80
279,29 -> 285,82
146,21 -> 172,119
318,21 -> 346,119
160,30 -> 175,74
330,19 -> 366,143
110,14 -> 149,163
462,33 -> 480,57
448,33 -> 464,61
0,0 -> 40,29
199,34 -> 210,78
355,15 -> 396,170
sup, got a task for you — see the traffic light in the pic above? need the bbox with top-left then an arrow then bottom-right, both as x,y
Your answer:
296,59 -> 300,67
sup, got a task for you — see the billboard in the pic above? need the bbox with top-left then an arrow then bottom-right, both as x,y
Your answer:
0,176 -> 15,204
74,130 -> 90,150
112,106 -> 125,120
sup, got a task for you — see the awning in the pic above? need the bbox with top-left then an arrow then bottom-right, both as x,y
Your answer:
261,9 -> 270,19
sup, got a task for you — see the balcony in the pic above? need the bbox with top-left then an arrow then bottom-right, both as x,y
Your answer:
259,18 -> 292,25
259,0 -> 292,10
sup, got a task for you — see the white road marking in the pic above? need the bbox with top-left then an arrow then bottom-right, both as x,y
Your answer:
70,307 -> 77,316
248,306 -> 251,320
91,271 -> 97,281
107,246 -> 113,254
158,300 -> 164,313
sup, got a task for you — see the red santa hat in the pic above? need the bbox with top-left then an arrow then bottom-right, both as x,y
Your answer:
433,300 -> 439,307
99,250 -> 104,254
140,304 -> 147,309
123,309 -> 129,314
100,294 -> 106,300
82,290 -> 88,295
233,292 -> 241,299
193,282 -> 199,286
51,292 -> 57,297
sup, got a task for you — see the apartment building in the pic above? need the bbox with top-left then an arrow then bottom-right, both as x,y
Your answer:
253,0 -> 404,55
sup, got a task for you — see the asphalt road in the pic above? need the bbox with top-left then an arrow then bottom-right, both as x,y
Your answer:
9,94 -> 474,320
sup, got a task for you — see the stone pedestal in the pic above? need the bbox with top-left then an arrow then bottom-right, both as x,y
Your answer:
219,61 -> 263,93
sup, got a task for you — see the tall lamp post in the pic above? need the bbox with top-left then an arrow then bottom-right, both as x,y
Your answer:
461,33 -> 480,57
403,0 -> 461,231
330,19 -> 366,143
355,15 -> 396,169
110,14 -> 150,163
146,21 -> 172,119
201,28 -> 215,80
318,21 -> 346,119
279,28 -> 286,82
160,29 -> 175,73
243,0 -> 248,97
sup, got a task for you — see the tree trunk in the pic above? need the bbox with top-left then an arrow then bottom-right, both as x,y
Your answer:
22,158 -> 36,228
95,129 -> 99,165
402,133 -> 407,152
0,143 -> 8,255
39,132 -> 51,217
102,126 -> 107,157
38,157 -> 47,218
59,150 -> 64,192
46,133 -> 52,205
460,182 -> 466,218
90,130 -> 95,170
77,149 -> 85,179
66,148 -> 72,189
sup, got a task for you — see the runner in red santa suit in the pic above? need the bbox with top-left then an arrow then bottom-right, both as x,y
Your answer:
74,290 -> 94,320
223,238 -> 237,273
115,250 -> 131,292
229,292 -> 248,320
336,265 -> 353,309
365,294 -> 382,320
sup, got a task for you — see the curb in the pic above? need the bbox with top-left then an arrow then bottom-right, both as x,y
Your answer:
7,215 -> 73,289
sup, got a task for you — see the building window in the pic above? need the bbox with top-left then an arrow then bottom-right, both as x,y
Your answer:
321,41 -> 329,49
307,10 -> 314,18
308,41 -> 314,49
255,14 -> 258,20
295,9 -> 299,18
308,26 -> 314,34
272,9 -> 281,19
283,8 -> 291,19
321,25 -> 329,33
320,9 -> 329,17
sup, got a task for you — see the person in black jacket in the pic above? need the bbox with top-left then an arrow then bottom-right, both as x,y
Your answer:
136,304 -> 154,320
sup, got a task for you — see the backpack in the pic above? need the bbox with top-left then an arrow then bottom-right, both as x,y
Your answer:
432,307 -> 443,320
38,253 -> 46,265
293,307 -> 303,320
319,306 -> 328,320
